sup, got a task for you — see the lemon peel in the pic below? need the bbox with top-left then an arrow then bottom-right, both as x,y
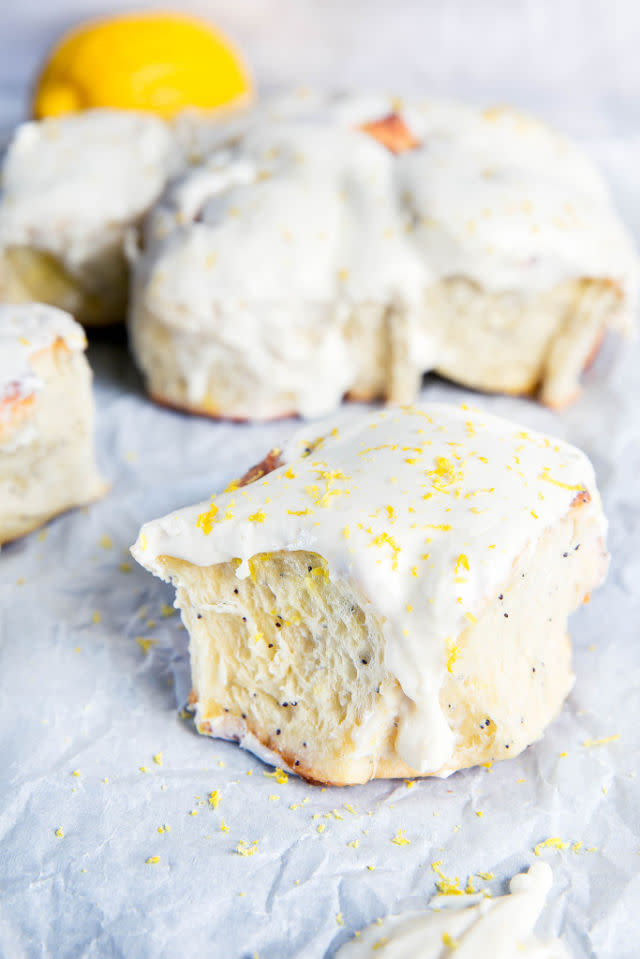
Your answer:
33,11 -> 252,120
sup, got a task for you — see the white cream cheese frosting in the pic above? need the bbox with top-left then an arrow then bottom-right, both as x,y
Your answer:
336,862 -> 569,958
132,403 -> 607,774
130,91 -> 638,417
0,109 -> 179,273
141,92 -> 637,306
0,303 -> 86,410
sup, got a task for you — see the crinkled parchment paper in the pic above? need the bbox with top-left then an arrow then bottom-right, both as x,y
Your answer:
0,68 -> 639,959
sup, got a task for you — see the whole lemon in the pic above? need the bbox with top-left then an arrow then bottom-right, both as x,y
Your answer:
33,11 -> 252,120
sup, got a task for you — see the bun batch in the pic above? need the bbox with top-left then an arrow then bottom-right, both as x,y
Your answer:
130,93 -> 636,418
2,11 -> 637,955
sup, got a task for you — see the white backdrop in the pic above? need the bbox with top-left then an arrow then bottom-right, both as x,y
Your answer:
1,0 -> 639,136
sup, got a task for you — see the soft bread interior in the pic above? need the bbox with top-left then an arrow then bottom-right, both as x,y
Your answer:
131,275 -> 621,419
156,504 -> 606,785
0,342 -> 106,544
0,244 -> 128,327
422,276 -> 621,409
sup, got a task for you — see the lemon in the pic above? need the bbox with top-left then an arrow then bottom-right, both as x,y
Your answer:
33,11 -> 252,120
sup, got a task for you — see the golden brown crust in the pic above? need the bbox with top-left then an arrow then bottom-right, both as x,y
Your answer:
0,485 -> 106,547
571,489 -> 591,507
237,449 -> 284,488
149,391 -> 297,423
359,113 -> 420,154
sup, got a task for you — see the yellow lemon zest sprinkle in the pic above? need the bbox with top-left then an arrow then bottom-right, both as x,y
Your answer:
432,860 -> 463,895
391,829 -> 410,846
534,837 -> 570,856
145,856 -> 160,865
208,790 -> 221,809
477,871 -> 494,880
370,532 -> 401,569
235,840 -> 258,857
161,603 -> 175,617
446,639 -> 459,673
92,611 -> 101,625
539,468 -> 584,491
197,501 -> 219,534
583,734 -> 619,748
220,820 -> 229,833
454,554 -> 469,574
152,753 -> 163,766
317,823 -> 326,834
119,562 -> 132,573
426,456 -> 464,492
442,932 -> 459,949
336,913 -> 344,926
55,827 -> 64,838
136,637 -> 157,654
248,510 -> 266,523
347,839 -> 360,849
264,768 -> 289,785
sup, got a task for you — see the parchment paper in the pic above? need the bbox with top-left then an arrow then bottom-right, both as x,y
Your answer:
1,8 -> 639,955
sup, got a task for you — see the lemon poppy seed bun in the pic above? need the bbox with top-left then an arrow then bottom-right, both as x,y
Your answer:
132,404 -> 608,785
0,110 -> 178,326
128,92 -> 637,418
0,303 -> 106,544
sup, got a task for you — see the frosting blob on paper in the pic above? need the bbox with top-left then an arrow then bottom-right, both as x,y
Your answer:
336,862 -> 569,958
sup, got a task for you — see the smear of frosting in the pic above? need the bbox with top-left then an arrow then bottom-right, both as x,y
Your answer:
336,862 -> 569,958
